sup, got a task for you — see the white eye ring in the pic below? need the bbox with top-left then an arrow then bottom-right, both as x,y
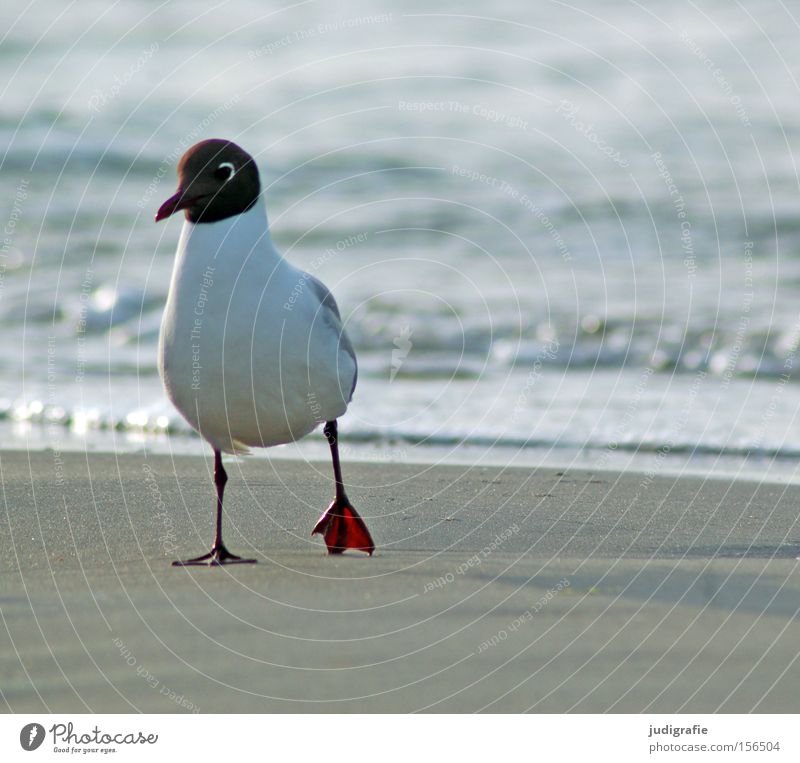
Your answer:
217,161 -> 236,179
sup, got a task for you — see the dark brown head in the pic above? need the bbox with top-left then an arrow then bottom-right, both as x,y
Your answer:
155,139 -> 261,224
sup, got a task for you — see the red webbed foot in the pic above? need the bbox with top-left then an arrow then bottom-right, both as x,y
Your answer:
312,497 -> 375,555
172,544 -> 257,567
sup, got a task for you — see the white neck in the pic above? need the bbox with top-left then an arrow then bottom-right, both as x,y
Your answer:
176,198 -> 282,269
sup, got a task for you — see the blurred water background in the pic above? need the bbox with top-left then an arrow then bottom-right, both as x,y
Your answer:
3,0 -> 800,479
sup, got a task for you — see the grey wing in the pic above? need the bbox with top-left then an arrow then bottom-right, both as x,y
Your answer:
306,274 -> 358,400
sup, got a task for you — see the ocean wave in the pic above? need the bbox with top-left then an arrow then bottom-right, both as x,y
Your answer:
6,393 -> 800,463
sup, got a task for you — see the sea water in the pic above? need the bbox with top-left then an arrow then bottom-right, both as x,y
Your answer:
2,0 -> 800,481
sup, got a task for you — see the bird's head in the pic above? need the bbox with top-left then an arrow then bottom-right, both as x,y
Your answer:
155,139 -> 261,224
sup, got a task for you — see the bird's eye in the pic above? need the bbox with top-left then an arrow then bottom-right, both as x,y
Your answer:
214,162 -> 235,180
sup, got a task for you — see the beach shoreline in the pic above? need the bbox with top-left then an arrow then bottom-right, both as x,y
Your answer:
5,415 -> 800,489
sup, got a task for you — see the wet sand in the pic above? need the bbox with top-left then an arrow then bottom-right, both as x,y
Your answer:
1,449 -> 799,712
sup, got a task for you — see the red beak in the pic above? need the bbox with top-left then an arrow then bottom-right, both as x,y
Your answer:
155,189 -> 198,222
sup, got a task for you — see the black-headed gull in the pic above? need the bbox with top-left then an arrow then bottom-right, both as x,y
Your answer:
155,139 -> 374,565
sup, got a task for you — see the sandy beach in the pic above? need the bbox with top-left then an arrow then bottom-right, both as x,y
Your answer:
1,448 -> 798,713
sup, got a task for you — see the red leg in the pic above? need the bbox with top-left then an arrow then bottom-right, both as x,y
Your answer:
312,421 -> 375,555
173,450 -> 257,566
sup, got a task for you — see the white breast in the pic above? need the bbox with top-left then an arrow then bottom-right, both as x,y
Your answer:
158,203 -> 356,453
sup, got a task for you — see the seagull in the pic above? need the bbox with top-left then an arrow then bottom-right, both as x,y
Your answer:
155,138 -> 375,565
